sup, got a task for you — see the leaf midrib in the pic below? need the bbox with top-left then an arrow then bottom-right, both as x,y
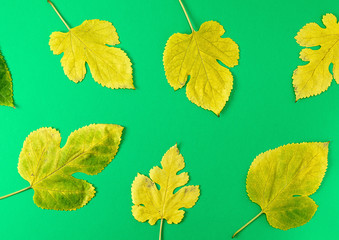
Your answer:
68,30 -> 129,81
261,152 -> 320,212
298,38 -> 339,93
160,163 -> 174,219
32,150 -> 86,187
31,134 -> 111,187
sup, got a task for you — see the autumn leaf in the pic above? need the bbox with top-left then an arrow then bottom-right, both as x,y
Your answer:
0,50 -> 14,107
293,13 -> 339,100
163,0 -> 239,115
233,142 -> 328,237
48,0 -> 133,89
131,144 -> 200,239
0,124 -> 123,211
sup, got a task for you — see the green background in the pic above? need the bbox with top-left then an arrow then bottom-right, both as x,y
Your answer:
0,0 -> 338,239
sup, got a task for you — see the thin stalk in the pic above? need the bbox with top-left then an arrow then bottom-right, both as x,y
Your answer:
159,218 -> 164,240
47,0 -> 71,30
178,0 -> 194,32
0,186 -> 32,200
232,211 -> 263,238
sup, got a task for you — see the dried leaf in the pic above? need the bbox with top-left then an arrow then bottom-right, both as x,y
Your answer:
18,124 -> 123,210
163,21 -> 239,115
131,144 -> 200,226
233,142 -> 328,237
293,13 -> 339,100
48,1 -> 133,89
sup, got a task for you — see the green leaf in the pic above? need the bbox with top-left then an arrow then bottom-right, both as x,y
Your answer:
18,124 -> 123,211
233,142 -> 328,237
0,50 -> 14,107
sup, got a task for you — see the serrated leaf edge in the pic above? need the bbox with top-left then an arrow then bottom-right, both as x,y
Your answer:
18,124 -> 123,211
245,142 -> 328,230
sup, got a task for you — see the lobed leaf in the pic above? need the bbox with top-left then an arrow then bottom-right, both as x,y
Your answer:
163,21 -> 239,115
18,124 -> 123,210
131,144 -> 200,225
293,13 -> 339,100
49,19 -> 134,89
246,142 -> 328,230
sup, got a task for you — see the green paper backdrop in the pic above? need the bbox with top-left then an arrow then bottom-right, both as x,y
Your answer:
0,0 -> 338,239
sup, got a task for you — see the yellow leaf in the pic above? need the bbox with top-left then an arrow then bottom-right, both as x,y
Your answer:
163,6 -> 239,115
131,144 -> 200,228
233,142 -> 328,237
293,13 -> 339,100
48,1 -> 133,89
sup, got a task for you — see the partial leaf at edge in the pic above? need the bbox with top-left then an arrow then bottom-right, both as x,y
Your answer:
293,13 -> 339,100
0,50 -> 14,107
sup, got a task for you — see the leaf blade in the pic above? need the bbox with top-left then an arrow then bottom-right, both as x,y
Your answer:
163,21 -> 239,115
131,144 -> 200,225
293,13 -> 339,100
49,19 -> 133,89
18,124 -> 123,211
246,142 -> 328,230
0,51 -> 14,107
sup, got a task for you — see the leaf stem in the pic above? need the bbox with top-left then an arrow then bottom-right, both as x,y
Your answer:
159,218 -> 163,240
0,186 -> 32,200
178,0 -> 194,32
232,211 -> 263,238
47,0 -> 71,30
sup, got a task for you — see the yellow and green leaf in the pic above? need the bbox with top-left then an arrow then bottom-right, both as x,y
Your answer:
233,142 -> 328,237
18,124 -> 123,211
